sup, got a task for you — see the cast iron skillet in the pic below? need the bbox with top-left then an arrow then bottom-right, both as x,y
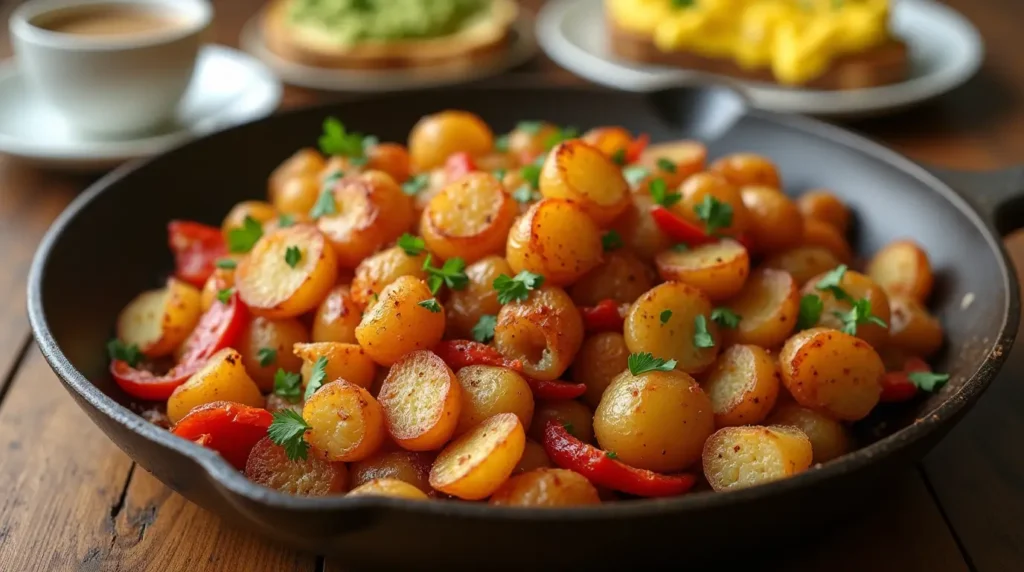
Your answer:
27,85 -> 1024,569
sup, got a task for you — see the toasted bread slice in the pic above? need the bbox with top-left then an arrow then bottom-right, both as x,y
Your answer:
607,17 -> 908,91
262,0 -> 518,70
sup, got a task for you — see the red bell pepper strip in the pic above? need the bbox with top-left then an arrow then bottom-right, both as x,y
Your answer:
525,378 -> 586,400
543,421 -> 696,498
171,401 -> 273,470
168,221 -> 226,288
444,152 -> 477,182
432,340 -> 521,371
580,299 -> 629,333
880,357 -> 931,403
110,360 -> 203,402
650,206 -> 715,246
624,134 -> 649,164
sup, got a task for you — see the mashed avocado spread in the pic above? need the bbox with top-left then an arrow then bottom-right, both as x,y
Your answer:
289,0 -> 491,43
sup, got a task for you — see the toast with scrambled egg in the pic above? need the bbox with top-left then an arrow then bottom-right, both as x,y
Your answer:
607,0 -> 908,90
262,0 -> 518,70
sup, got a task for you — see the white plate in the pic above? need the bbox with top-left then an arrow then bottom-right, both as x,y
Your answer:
536,0 -> 983,118
0,45 -> 282,171
239,11 -> 538,92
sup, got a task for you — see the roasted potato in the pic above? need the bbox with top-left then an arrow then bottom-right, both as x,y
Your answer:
222,201 -> 278,237
167,348 -> 264,424
269,148 -> 325,204
779,327 -> 884,421
867,239 -> 934,302
610,193 -> 674,262
489,468 -> 600,507
493,285 -> 584,380
236,224 -> 339,319
445,256 -> 513,339
569,251 -> 655,306
429,413 -> 526,500
580,126 -> 633,159
349,450 -> 434,494
801,269 -> 890,348
702,425 -> 813,491
506,198 -> 603,286
761,246 -> 841,286
624,281 -> 720,374
539,140 -> 631,226
421,172 -> 519,263
802,218 -> 853,263
528,400 -> 595,444
356,276 -> 446,366
294,341 -> 377,389
311,285 -> 362,344
514,440 -> 553,474
888,296 -> 944,357
725,268 -> 800,349
740,186 -> 804,254
237,316 -> 309,392
710,153 -> 781,189
408,110 -> 494,171
701,344 -> 780,427
244,437 -> 348,496
303,380 -> 386,462
507,121 -> 560,160
116,278 -> 202,358
347,478 -> 429,500
366,142 -> 412,184
350,245 -> 428,308
199,264 -> 237,312
636,140 -> 707,189
573,332 -> 630,408
655,239 -> 750,302
273,175 -> 320,217
455,365 -> 534,437
378,350 -> 462,451
767,403 -> 850,464
797,190 -> 850,233
673,172 -> 750,239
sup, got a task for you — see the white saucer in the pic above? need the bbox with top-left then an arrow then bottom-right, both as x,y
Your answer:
0,44 -> 282,171
536,0 -> 983,118
239,11 -> 538,92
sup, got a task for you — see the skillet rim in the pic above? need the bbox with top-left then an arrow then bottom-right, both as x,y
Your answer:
26,86 -> 1020,522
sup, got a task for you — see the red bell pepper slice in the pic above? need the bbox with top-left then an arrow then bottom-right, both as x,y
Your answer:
168,221 -> 226,288
444,152 -> 477,182
110,360 -> 203,402
650,206 -> 715,246
580,299 -> 629,333
624,134 -> 650,164
171,401 -> 273,470
433,340 -> 521,371
543,421 -> 696,498
880,357 -> 931,403
525,378 -> 586,400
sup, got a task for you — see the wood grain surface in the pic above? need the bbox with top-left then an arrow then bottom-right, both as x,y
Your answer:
0,1 -> 1022,570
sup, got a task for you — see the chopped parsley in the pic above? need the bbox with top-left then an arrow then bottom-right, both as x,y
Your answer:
267,410 -> 310,461
671,243 -> 690,252
402,173 -> 429,196
627,352 -> 677,375
227,216 -> 263,253
610,148 -> 627,166
605,450 -> 619,459
215,258 -> 237,270
512,185 -> 537,204
694,195 -> 733,236
516,120 -> 544,134
257,348 -> 277,367
284,246 -> 302,268
107,339 -> 142,367
277,214 -> 296,228
318,117 -> 370,161
418,298 -> 442,313
833,298 -> 887,336
622,165 -> 650,187
656,157 -> 677,173
711,307 -> 741,329
397,233 -> 426,256
649,178 -> 682,207
602,230 -> 624,251
494,134 -> 510,153
520,163 -> 542,190
423,255 -> 469,294
303,356 -> 329,402
493,271 -> 545,304
815,265 -> 852,302
472,314 -> 497,343
660,310 -> 672,324
908,371 -> 950,392
216,288 -> 233,305
273,369 -> 302,403
544,125 -> 579,150
693,315 -> 715,348
797,294 -> 824,330
309,188 -> 337,219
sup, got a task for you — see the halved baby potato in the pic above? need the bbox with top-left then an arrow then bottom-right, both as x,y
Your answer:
445,255 -> 513,339
237,316 -> 309,392
740,186 -> 804,254
801,269 -> 890,348
725,268 -> 800,349
378,350 -> 462,451
572,332 -> 631,409
489,468 -> 600,507
349,450 -> 435,494
624,281 -> 720,374
236,224 -> 339,319
244,437 -> 348,496
801,218 -> 853,263
355,276 -> 446,366
797,190 -> 850,233
506,198 -> 604,286
867,239 -> 934,302
421,172 -> 519,263
117,277 -> 202,358
636,140 -> 707,189
429,412 -> 526,500
303,379 -> 386,463
494,285 -> 584,381
702,425 -> 813,491
454,365 -> 534,437
167,348 -> 264,424
655,239 -> 750,302
311,285 -> 362,344
701,344 -> 780,427
767,403 -> 850,464
761,246 -> 841,286
569,251 -> 655,307
887,295 -> 944,357
539,140 -> 631,226
347,478 -> 429,500
710,153 -> 781,189
294,341 -> 377,389
350,245 -> 429,308
514,440 -> 553,474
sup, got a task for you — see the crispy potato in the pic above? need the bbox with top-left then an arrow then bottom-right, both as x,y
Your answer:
494,285 -> 584,380
767,403 -> 850,464
445,256 -> 512,339
294,342 -> 377,389
741,186 -> 804,254
455,365 -> 534,437
710,153 -> 781,189
801,269 -> 890,348
244,437 -> 348,496
409,110 -> 494,171
610,193 -> 674,262
506,198 -> 603,286
797,190 -> 850,233
573,332 -> 630,408
167,348 -> 264,424
581,126 -> 632,159
378,350 -> 461,451
624,282 -> 720,374
888,296 -> 944,357
489,468 -> 600,507
366,142 -> 412,184
514,440 -> 553,474
539,140 -> 631,226
701,345 -> 780,427
356,276 -> 446,366
273,175 -> 320,217
594,368 -> 714,472
429,412 -> 526,500
236,224 -> 339,319
311,285 -> 362,344
528,400 -> 595,444
350,245 -> 428,308
636,140 -> 707,189
761,246 -> 841,286
349,450 -> 434,494
117,278 -> 202,358
237,317 -> 309,392
421,172 -> 519,263
673,172 -> 750,238
779,327 -> 884,421
702,425 -> 813,491
867,239 -> 934,302
316,171 -> 415,269
222,201 -> 278,237
303,380 -> 386,462
802,218 -> 853,263
508,121 -> 560,160
725,268 -> 800,348
569,251 -> 656,306
347,478 -> 429,500
269,148 -> 325,204
655,239 -> 750,302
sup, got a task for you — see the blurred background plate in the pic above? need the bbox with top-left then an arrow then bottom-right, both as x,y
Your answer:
240,9 -> 538,92
536,0 -> 983,118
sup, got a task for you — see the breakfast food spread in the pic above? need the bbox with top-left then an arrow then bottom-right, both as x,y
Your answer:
107,110 -> 948,504
607,0 -> 908,89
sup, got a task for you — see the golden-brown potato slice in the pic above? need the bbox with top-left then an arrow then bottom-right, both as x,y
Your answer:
350,245 -> 428,308
701,345 -> 780,427
236,224 -> 339,319
801,269 -> 890,348
347,478 -> 429,500
454,365 -> 534,437
429,412 -> 526,500
797,190 -> 850,233
761,246 -> 841,286
624,282 -> 720,374
366,142 -> 412,184
273,175 -> 320,217
766,403 -> 850,464
355,276 -> 446,366
655,239 -> 750,302
506,198 -> 603,286
408,110 -> 494,171
493,285 -> 584,380
167,348 -> 264,424
539,140 -> 631,226
710,153 -> 781,189
569,251 -> 655,307
725,268 -> 800,349
489,468 -> 601,507
594,368 -> 714,472
117,278 -> 202,358
507,121 -> 560,160
867,239 -> 934,302
779,327 -> 884,421
244,437 -> 348,496
514,440 -> 553,474
702,425 -> 813,491
802,218 -> 853,263
294,342 -> 377,389
741,186 -> 804,254
378,350 -> 461,451
573,332 -> 630,408
888,296 -> 944,357
303,380 -> 386,462
672,172 -> 750,239
421,172 -> 519,263
636,140 -> 707,189
609,193 -> 674,262
445,255 -> 513,339
269,148 -> 325,204
349,450 -> 435,494
528,400 -> 595,444
237,316 -> 309,392
311,285 -> 362,343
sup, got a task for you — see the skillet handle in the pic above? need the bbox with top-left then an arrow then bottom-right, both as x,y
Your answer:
924,165 -> 1024,235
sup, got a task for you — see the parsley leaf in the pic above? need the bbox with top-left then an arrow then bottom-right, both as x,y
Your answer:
257,348 -> 277,367
284,246 -> 302,268
520,164 -> 542,190
273,369 -> 302,402
309,188 -> 337,219
627,352 -> 677,375
711,307 -> 741,329
833,298 -> 888,336
649,178 -> 682,207
402,173 -> 429,196
815,265 -> 852,302
693,315 -> 715,348
544,125 -> 579,150
517,120 -> 543,134
472,315 -> 497,343
562,422 -> 575,435
908,371 -> 950,392
422,254 -> 468,293
605,451 -> 619,459
602,230 -> 624,251
622,165 -> 650,187
797,294 -> 824,329
216,288 -> 233,305
512,185 -> 536,204
671,243 -> 690,252
493,271 -> 545,304
494,134 -> 510,153
107,339 -> 142,367
303,356 -> 329,402
492,168 -> 507,181
267,410 -> 310,461
227,216 -> 263,253
656,157 -> 677,173
215,258 -> 237,270
397,233 -> 426,256
694,195 -> 733,235
318,117 -> 368,159
418,298 -> 442,313
277,214 -> 296,228
660,310 -> 672,324
610,148 -> 627,166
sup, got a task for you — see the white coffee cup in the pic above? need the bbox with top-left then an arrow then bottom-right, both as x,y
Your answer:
10,0 -> 212,137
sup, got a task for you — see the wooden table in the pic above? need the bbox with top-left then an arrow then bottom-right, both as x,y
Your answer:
2,1 -> 1023,570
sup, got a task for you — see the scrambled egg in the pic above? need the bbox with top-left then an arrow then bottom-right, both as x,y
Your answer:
607,0 -> 891,85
